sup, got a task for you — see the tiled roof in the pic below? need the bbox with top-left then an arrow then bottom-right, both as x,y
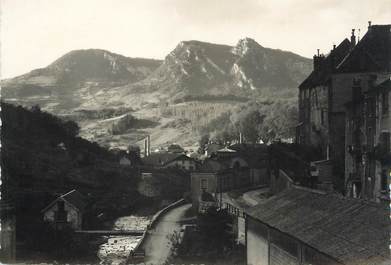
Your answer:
198,159 -> 226,173
337,25 -> 391,73
198,144 -> 269,172
365,76 -> 391,95
245,187 -> 390,265
229,143 -> 269,168
299,39 -> 351,89
376,77 -> 391,90
42,189 -> 87,213
142,153 -> 183,166
217,147 -> 237,153
61,190 -> 87,211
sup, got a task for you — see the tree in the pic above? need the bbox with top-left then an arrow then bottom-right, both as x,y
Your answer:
63,120 -> 80,137
199,98 -> 299,145
239,110 -> 264,144
198,134 -> 210,154
197,207 -> 233,254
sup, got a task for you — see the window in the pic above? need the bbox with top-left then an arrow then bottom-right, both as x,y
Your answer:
367,127 -> 374,147
200,179 -> 208,191
381,91 -> 389,115
369,97 -> 377,118
58,200 -> 65,211
352,85 -> 362,102
56,200 -> 67,221
380,132 -> 390,153
320,109 -> 327,125
352,181 -> 362,198
381,170 -> 388,191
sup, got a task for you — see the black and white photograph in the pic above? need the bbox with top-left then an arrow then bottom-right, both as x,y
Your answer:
0,1 -> 390,264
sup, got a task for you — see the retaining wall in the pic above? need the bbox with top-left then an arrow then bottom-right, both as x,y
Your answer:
128,198 -> 186,261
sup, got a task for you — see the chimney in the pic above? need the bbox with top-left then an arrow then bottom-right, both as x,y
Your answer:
147,135 -> 151,156
313,49 -> 324,71
368,21 -> 372,28
330,45 -> 336,71
144,138 -> 148,157
350,29 -> 356,48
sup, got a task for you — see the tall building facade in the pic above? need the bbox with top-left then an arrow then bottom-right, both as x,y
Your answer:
298,24 -> 391,197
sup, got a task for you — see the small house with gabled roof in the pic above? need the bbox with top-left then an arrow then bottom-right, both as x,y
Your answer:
190,144 -> 270,212
41,189 -> 87,230
142,153 -> 198,171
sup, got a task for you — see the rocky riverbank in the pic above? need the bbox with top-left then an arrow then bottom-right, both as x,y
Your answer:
98,216 -> 150,265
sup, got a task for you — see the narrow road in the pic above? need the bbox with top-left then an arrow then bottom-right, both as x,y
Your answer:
142,203 -> 191,265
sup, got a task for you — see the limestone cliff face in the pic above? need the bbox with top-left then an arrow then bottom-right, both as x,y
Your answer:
141,38 -> 312,100
2,39 -> 312,148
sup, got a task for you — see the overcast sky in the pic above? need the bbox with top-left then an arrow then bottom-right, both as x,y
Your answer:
1,0 -> 390,78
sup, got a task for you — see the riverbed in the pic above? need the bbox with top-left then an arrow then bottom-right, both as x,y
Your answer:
97,215 -> 150,265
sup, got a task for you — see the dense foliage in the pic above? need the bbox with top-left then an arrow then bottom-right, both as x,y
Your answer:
168,207 -> 245,265
1,103 -> 141,259
110,114 -> 158,135
200,99 -> 298,145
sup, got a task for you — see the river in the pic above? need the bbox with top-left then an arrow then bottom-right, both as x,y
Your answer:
97,215 -> 150,265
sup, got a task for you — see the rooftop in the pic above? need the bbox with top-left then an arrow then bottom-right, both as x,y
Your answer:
299,38 -> 351,89
337,24 -> 391,73
42,189 -> 87,213
142,153 -> 193,167
217,147 -> 237,153
245,187 -> 390,265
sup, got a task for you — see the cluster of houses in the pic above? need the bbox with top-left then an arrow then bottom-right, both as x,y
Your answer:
190,143 -> 269,212
189,23 -> 390,265
36,140 -> 197,234
1,23 -> 389,265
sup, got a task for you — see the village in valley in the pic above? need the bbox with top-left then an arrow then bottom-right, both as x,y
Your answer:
0,3 -> 390,264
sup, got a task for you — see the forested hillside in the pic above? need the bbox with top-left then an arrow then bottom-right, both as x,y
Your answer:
198,99 -> 298,146
1,103 -> 142,257
2,38 -> 311,149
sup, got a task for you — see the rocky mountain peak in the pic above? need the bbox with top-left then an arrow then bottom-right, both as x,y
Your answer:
233,37 -> 263,56
2,38 -> 313,149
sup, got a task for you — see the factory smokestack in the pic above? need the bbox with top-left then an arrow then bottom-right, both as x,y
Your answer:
144,135 -> 151,157
144,138 -> 148,157
147,135 -> 151,156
